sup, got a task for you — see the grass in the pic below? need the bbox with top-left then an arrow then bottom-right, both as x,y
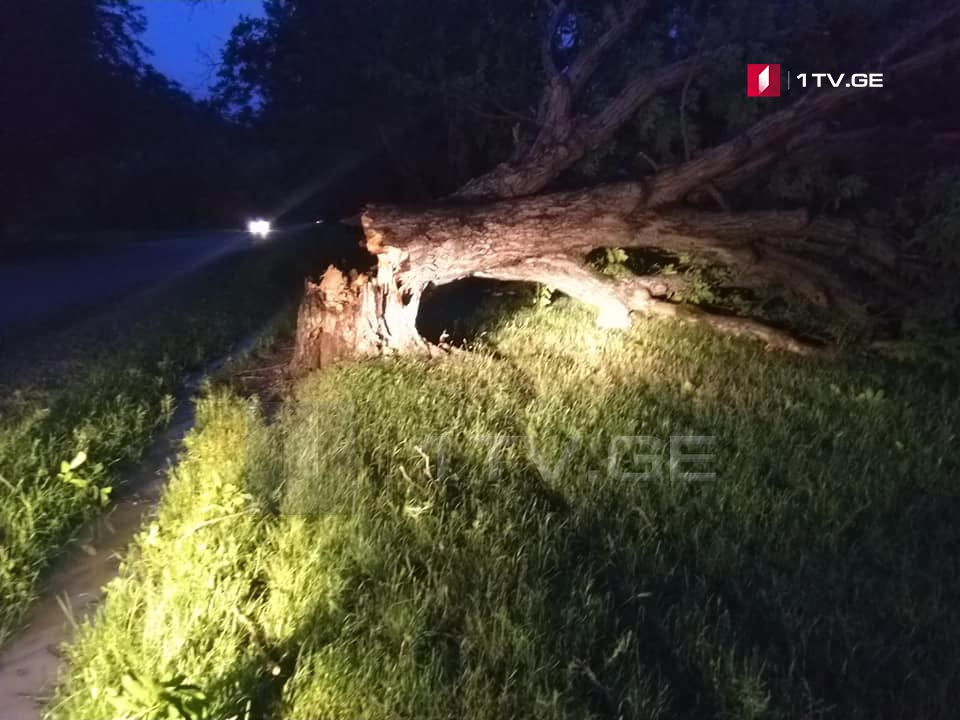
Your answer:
0,232 -> 323,646
50,293 -> 959,720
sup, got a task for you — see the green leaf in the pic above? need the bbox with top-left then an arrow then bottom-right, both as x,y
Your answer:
68,451 -> 88,470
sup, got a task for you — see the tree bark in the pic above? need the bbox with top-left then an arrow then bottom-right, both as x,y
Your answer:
452,55 -> 699,201
363,186 -> 896,310
475,254 -> 819,354
289,264 -> 430,374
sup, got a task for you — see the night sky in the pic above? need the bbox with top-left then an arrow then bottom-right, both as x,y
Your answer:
141,0 -> 264,97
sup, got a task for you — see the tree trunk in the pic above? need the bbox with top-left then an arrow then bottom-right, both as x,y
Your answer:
361,185 -> 897,312
289,264 -> 429,374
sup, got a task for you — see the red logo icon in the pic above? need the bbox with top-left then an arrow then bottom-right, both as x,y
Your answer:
747,64 -> 781,97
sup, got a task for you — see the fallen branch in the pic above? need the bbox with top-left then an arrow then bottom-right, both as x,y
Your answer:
478,254 -> 819,355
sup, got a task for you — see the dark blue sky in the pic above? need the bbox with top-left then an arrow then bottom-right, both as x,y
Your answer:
141,0 -> 264,97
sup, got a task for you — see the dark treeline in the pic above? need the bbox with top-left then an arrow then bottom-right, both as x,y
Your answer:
0,0 -> 254,238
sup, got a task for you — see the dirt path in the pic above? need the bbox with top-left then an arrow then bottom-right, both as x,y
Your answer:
0,332 -> 266,719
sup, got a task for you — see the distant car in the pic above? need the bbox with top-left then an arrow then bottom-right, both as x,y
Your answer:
248,219 -> 271,238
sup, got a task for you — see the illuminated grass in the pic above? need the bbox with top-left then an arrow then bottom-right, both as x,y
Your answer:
0,238 -> 315,646
51,298 -> 959,720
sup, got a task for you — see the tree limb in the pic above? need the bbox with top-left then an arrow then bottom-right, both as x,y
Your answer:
567,0 -> 649,96
644,34 -> 960,206
875,2 -> 960,67
453,53 -> 703,200
455,3 -> 960,203
476,253 -> 819,354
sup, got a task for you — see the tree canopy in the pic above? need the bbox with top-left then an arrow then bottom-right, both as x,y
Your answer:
214,0 -> 958,205
1,0 -> 246,235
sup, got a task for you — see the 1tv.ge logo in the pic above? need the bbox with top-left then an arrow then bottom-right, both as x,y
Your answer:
747,64 -> 781,97
748,64 -> 884,96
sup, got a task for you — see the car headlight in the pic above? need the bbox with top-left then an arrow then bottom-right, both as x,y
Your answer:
247,219 -> 271,237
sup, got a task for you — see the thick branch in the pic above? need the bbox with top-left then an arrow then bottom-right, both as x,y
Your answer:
876,3 -> 960,67
478,254 -> 634,329
533,1 -> 572,132
577,54 -> 701,160
364,188 -> 893,311
639,300 -> 820,355
534,0 -> 647,129
477,254 -> 818,354
453,54 -> 701,200
648,34 -> 960,205
566,0 -> 649,95
696,121 -> 960,202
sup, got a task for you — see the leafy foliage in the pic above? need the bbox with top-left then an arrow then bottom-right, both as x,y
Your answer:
212,0 -> 954,199
892,170 -> 960,339
105,672 -> 214,720
57,451 -> 112,508
213,0 -> 545,195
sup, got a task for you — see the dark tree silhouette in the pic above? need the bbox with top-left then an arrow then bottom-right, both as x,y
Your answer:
0,0 -> 248,237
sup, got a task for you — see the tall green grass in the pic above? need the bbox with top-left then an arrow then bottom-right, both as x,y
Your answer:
51,298 -> 959,720
0,238 -> 314,646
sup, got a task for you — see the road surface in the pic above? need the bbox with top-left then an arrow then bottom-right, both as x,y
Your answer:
0,232 -> 253,345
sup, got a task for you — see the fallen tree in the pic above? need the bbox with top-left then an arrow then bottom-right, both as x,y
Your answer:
291,1 -> 960,372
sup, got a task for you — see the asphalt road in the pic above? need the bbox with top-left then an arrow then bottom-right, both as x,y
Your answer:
0,232 -> 253,345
